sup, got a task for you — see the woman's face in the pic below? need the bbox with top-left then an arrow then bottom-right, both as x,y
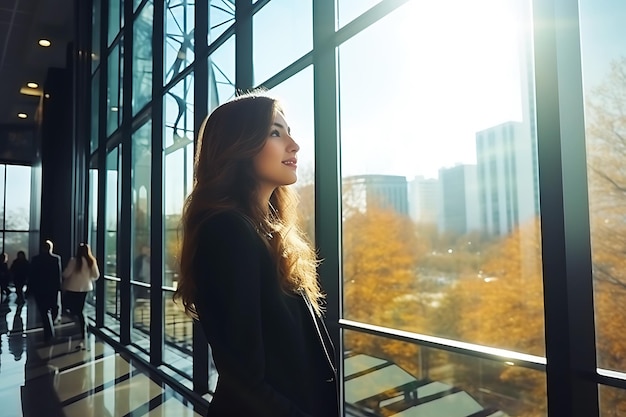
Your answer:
253,111 -> 300,195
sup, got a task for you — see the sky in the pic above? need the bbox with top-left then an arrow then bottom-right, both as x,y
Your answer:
96,0 -> 626,218
253,0 -> 527,180
254,0 -> 626,181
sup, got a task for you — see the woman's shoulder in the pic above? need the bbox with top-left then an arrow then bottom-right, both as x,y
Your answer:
201,210 -> 257,236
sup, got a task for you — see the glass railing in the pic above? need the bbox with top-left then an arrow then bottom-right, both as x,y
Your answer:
342,322 -> 546,416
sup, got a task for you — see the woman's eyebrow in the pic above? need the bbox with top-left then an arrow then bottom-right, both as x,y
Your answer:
273,122 -> 291,134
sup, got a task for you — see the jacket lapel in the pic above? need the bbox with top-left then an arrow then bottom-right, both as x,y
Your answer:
299,290 -> 337,375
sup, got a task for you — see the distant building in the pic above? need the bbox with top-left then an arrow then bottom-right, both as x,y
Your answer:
438,164 -> 480,235
343,175 -> 409,216
475,121 -> 538,236
408,176 -> 440,225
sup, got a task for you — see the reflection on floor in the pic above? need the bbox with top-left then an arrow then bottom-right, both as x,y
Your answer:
0,291 -> 203,417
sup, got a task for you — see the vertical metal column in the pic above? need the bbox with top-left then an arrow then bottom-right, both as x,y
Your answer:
312,0 -> 343,411
235,0 -> 253,91
95,0 -> 110,329
119,0 -> 134,345
192,0 -> 210,394
150,0 -> 165,367
533,0 -> 598,414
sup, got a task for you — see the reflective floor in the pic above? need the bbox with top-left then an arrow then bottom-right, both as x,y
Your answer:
0,291 -> 203,417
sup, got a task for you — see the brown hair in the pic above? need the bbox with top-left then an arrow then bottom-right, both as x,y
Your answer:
74,243 -> 96,271
173,91 -> 323,318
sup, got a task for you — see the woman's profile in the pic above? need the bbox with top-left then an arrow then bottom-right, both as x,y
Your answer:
174,91 -> 338,416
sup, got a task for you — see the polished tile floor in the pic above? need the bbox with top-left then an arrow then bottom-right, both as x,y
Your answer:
0,291 -> 204,417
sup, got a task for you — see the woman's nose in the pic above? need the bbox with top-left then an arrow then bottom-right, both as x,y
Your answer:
289,137 -> 300,152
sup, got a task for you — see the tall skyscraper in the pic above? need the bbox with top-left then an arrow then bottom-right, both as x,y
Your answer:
475,0 -> 539,237
408,176 -> 440,225
438,164 -> 480,235
476,121 -> 538,236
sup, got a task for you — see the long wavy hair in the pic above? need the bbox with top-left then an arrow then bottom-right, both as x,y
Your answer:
173,91 -> 323,319
74,243 -> 96,271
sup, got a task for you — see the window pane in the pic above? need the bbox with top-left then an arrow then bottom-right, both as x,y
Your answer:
252,0 -> 312,84
208,35 -> 236,109
131,121 -> 152,347
599,385 -> 626,417
4,232 -> 29,265
5,165 -> 31,230
339,0 -> 543,360
336,0 -> 382,29
87,163 -> 99,314
269,66 -> 315,242
105,148 -> 120,277
89,161 -> 99,257
164,0 -> 195,84
344,330 -> 546,416
92,0 -> 101,71
164,289 -> 193,374
104,278 -> 121,334
132,1 -> 153,115
164,74 -> 194,290
164,74 -> 194,148
0,166 -> 5,228
108,0 -> 124,46
91,71 -> 100,153
208,1 -> 235,45
579,0 -> 626,379
107,41 -> 124,136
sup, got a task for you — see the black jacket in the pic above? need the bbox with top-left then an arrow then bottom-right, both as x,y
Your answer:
29,252 -> 62,306
193,211 -> 339,417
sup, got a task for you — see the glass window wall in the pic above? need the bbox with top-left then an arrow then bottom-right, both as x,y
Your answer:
163,73 -> 194,295
107,41 -> 124,136
91,70 -> 100,153
82,0 -> 626,412
208,1 -> 235,44
92,0 -> 101,71
104,147 -> 121,336
579,0 -> 626,412
131,122 -> 152,349
252,0 -> 312,84
108,0 -> 124,46
208,35 -> 236,109
164,0 -> 195,85
269,66 -> 315,241
132,0 -> 153,115
336,0 -> 382,29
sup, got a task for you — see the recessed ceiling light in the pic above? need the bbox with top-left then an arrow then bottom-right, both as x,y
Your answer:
27,82 -> 39,89
38,39 -> 51,47
18,113 -> 28,119
45,93 -> 50,98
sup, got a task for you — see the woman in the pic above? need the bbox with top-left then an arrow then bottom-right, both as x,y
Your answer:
62,243 -> 99,349
174,92 -> 338,417
10,251 -> 29,302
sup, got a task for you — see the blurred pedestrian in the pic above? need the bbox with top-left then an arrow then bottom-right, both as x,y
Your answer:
29,240 -> 62,343
62,243 -> 99,349
10,251 -> 29,303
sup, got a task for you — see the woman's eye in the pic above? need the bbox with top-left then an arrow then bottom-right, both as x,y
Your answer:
270,129 -> 280,137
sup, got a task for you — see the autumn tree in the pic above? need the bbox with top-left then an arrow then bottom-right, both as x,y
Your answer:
585,56 -> 626,415
342,199 -> 429,375
431,218 -> 545,416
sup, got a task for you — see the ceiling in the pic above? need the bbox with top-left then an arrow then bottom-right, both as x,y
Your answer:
0,0 -> 74,125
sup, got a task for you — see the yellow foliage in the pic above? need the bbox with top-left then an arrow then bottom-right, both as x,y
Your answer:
342,204 -> 428,375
